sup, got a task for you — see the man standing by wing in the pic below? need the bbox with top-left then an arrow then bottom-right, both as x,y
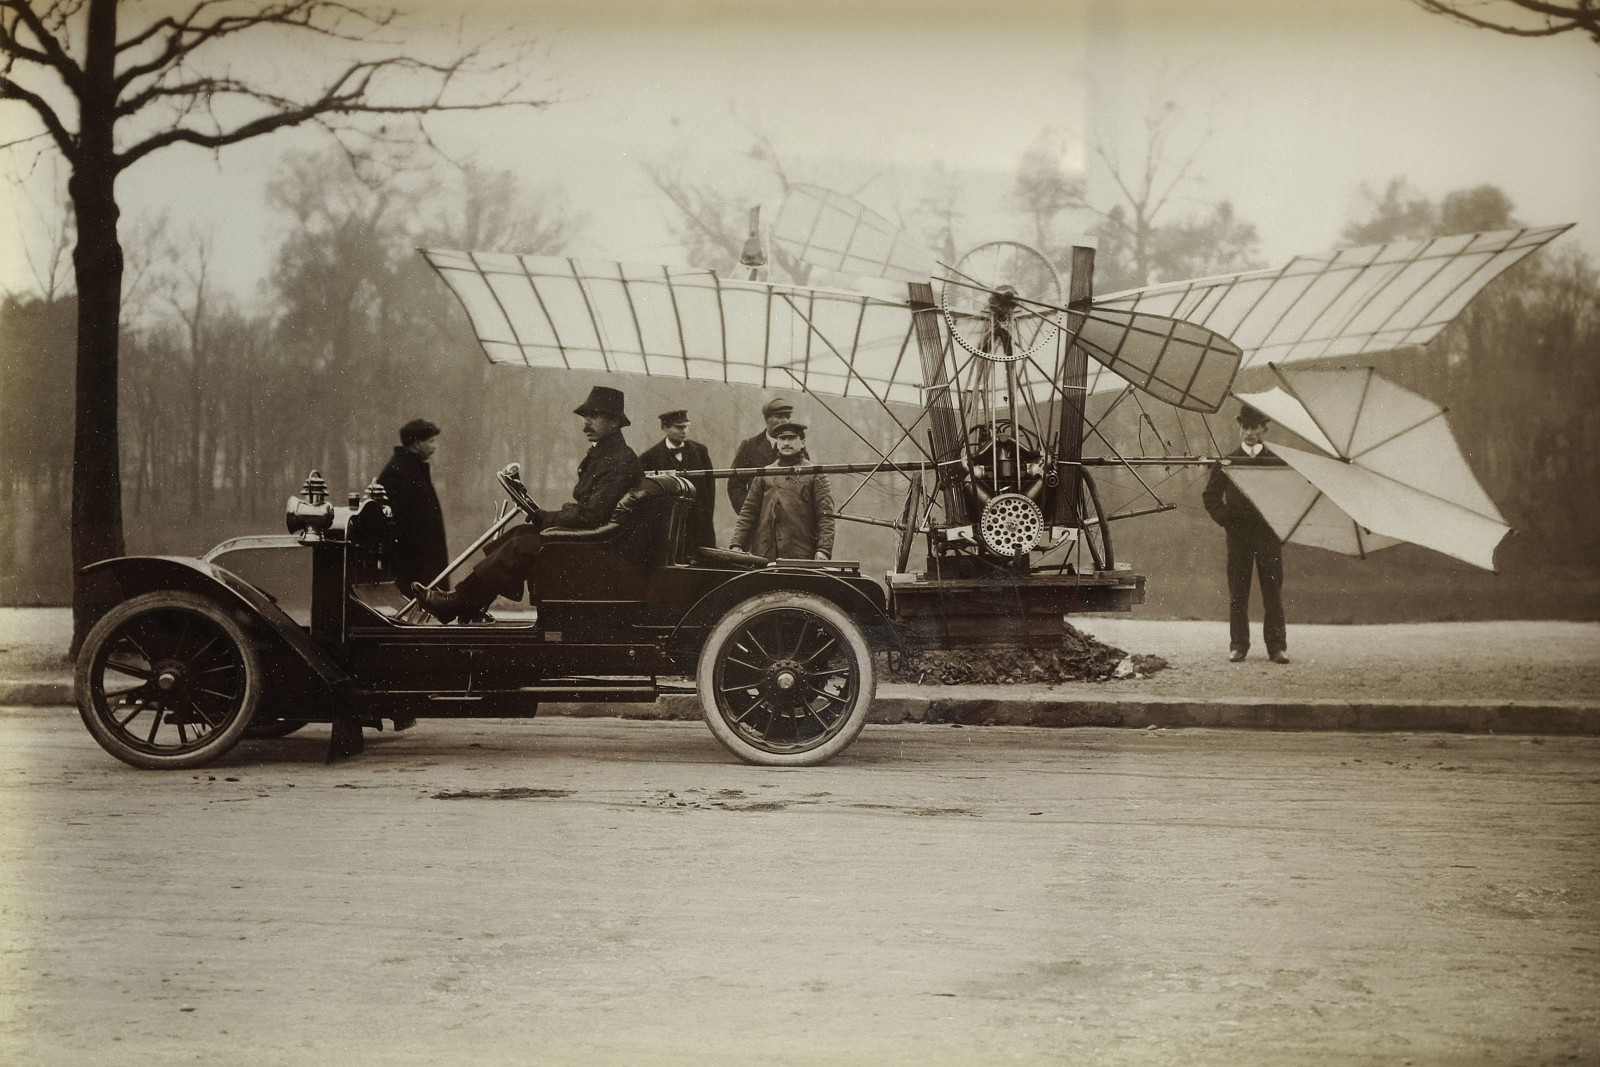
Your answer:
1204,404 -> 1289,664
413,386 -> 643,624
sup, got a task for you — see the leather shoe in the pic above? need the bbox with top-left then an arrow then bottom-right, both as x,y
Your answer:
1228,649 -> 1246,662
1269,651 -> 1291,664
391,717 -> 417,732
412,582 -> 465,624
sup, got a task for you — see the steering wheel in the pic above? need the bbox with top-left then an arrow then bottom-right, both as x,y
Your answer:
497,463 -> 540,519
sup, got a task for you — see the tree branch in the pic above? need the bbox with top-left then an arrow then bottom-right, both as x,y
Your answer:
115,1 -> 395,94
1410,0 -> 1600,42
1,0 -> 87,94
0,72 -> 76,158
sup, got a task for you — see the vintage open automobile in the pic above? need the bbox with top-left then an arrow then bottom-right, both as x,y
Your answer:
72,461 -> 1144,772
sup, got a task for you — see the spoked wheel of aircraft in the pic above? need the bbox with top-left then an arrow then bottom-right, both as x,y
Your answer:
939,241 -> 1062,362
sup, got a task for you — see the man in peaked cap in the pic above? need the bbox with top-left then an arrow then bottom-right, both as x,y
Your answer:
1202,403 -> 1289,663
413,386 -> 643,623
727,396 -> 794,515
639,409 -> 717,550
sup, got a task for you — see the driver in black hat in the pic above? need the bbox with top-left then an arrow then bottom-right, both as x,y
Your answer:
413,386 -> 643,623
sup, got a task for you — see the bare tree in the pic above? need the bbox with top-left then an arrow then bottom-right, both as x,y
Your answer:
0,0 -> 554,649
1411,1 -> 1600,47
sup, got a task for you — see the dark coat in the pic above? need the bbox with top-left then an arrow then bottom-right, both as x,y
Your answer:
732,458 -> 835,560
376,446 -> 448,588
538,429 -> 644,530
1203,446 -> 1282,547
727,431 -> 778,514
640,437 -> 717,549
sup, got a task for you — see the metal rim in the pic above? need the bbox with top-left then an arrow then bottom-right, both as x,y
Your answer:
939,241 -> 1062,363
978,493 -> 1045,556
82,601 -> 256,761
710,605 -> 863,755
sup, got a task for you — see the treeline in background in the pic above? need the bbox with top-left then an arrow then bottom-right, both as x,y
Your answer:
2,143 -> 1597,620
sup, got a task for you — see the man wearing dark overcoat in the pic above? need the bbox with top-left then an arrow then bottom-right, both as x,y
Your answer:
413,387 -> 643,623
727,396 -> 794,515
730,422 -> 835,561
639,409 -> 717,550
1203,404 -> 1289,663
376,418 -> 448,596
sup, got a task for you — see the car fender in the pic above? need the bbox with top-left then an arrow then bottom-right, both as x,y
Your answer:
80,556 -> 351,690
668,568 -> 891,658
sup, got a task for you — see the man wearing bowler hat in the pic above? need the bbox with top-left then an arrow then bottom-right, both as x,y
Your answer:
1203,403 -> 1289,663
640,409 -> 717,550
413,386 -> 643,623
728,396 -> 794,515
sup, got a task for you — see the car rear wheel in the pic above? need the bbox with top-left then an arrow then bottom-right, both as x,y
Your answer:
75,591 -> 263,770
697,591 -> 876,766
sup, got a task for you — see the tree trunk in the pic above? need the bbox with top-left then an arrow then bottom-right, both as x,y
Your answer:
68,0 -> 126,657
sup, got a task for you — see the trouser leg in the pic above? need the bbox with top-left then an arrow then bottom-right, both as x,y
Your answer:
1258,539 -> 1286,654
465,527 -> 543,607
1226,534 -> 1254,653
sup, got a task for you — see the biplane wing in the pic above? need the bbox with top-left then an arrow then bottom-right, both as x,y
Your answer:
420,250 -> 927,406
1088,225 -> 1572,397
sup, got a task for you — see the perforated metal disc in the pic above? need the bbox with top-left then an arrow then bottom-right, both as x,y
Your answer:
978,493 -> 1045,556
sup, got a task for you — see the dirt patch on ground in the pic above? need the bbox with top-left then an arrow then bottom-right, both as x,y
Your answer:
881,624 -> 1142,685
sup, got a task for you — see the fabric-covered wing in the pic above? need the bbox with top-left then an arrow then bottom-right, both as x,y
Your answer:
1268,443 -> 1508,571
1237,367 -> 1506,524
769,183 -> 939,284
1092,225 -> 1571,382
1070,307 -> 1242,413
1224,463 -> 1405,558
422,250 -> 925,406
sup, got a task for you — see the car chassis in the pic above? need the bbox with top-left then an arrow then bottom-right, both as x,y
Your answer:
73,454 -> 1143,770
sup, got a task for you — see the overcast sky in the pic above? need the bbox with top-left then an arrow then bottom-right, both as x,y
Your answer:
3,0 -> 1597,302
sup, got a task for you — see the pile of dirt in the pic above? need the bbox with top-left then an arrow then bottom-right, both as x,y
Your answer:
880,624 -> 1136,685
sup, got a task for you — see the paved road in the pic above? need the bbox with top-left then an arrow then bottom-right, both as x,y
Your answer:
3,711 -> 1596,1065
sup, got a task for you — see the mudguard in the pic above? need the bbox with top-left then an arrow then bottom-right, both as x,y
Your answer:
669,567 -> 892,656
80,556 -> 351,691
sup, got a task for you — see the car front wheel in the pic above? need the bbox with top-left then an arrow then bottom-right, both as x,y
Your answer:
697,591 -> 876,766
75,591 -> 264,770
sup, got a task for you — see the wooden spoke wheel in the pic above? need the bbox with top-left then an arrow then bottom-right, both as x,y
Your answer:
697,592 -> 876,766
75,592 -> 263,769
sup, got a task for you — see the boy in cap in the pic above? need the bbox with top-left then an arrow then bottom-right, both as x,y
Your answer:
1203,403 -> 1289,663
727,396 -> 794,515
413,386 -> 643,623
730,421 -> 834,561
377,418 -> 448,597
639,409 -> 717,549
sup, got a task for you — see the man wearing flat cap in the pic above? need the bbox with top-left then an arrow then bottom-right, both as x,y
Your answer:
413,386 -> 643,623
1203,403 -> 1289,663
731,421 -> 834,562
727,396 -> 794,516
640,409 -> 717,550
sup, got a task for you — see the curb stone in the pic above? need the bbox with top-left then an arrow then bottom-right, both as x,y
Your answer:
11,679 -> 1598,736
